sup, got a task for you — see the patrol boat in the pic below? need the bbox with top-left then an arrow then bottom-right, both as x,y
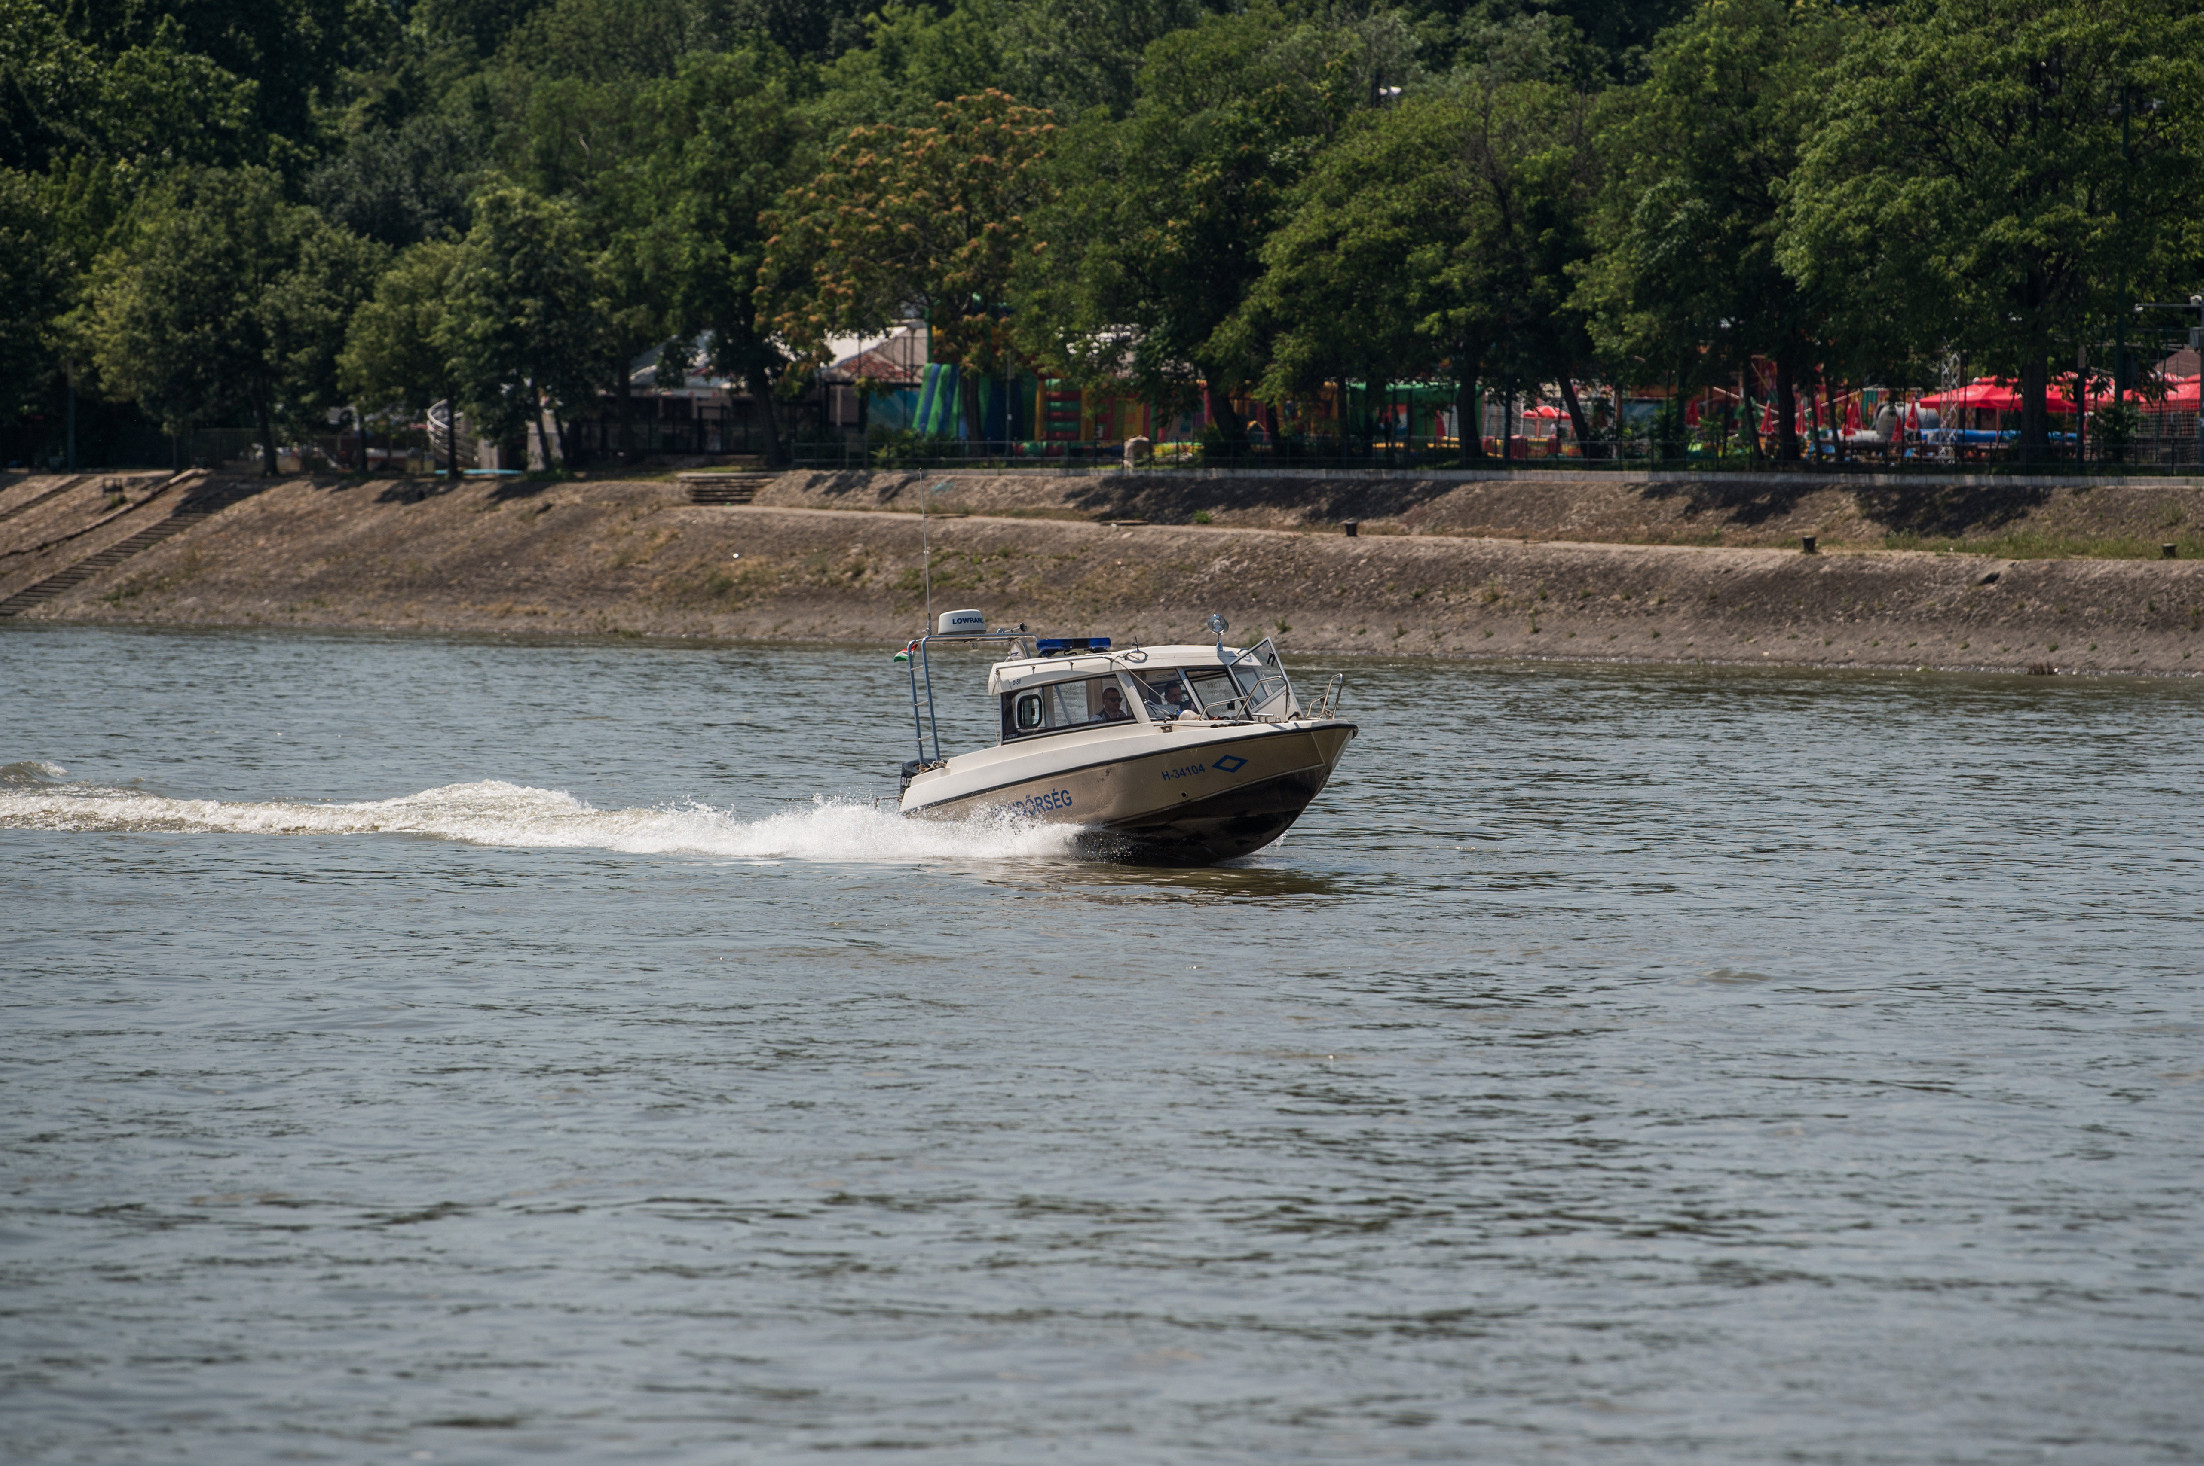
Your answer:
896,610 -> 1357,863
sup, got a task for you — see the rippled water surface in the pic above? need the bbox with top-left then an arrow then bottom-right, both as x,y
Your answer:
4,624 -> 2201,1464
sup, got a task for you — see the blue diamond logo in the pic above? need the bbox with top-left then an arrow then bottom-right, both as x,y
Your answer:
1213,754 -> 1247,773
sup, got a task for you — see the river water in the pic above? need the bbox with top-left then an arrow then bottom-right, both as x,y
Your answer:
2,624 -> 2200,1464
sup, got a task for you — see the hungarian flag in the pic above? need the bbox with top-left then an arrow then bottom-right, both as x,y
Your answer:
893,640 -> 918,663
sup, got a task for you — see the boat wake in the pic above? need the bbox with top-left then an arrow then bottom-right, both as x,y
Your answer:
0,764 -> 1080,863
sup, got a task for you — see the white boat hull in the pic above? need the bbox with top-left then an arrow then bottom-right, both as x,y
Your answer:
901,718 -> 1357,863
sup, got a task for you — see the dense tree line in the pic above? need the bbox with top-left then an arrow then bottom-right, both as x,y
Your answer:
3,0 -> 2200,472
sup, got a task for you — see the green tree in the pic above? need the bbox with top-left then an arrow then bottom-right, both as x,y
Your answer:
79,166 -> 381,472
1241,76 -> 1599,459
1783,0 -> 2204,457
1582,0 -> 1844,460
442,181 -> 605,461
633,49 -> 812,464
417,0 -> 555,63
1400,0 -> 1693,80
54,0 -> 356,154
1013,5 -> 1394,443
0,167 -> 65,428
761,88 -> 1056,440
307,113 -> 485,248
721,0 -> 877,62
2,2 -> 265,173
993,0 -> 1218,119
814,0 -> 1222,129
495,0 -> 713,83
1231,105 -> 1443,441
339,239 -> 466,477
811,0 -> 1007,132
3,0 -> 304,456
465,0 -> 804,467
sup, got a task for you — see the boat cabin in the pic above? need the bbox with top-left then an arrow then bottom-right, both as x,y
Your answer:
987,642 -> 1295,743
896,610 -> 1327,782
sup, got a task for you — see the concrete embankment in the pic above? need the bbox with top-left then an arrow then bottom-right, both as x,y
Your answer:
4,468 -> 2203,675
756,463 -> 2204,554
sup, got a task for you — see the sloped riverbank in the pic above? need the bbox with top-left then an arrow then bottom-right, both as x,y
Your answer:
5,468 -> 2203,675
758,464 -> 2204,557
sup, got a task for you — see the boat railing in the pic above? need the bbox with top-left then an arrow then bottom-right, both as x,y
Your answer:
908,627 -> 1029,766
1308,674 -> 1345,719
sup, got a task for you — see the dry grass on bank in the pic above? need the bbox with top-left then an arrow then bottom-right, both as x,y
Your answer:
3,470 -> 2203,677
751,465 -> 2204,562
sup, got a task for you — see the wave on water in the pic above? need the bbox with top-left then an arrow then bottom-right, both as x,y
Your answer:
0,776 -> 1082,863
0,759 -> 69,786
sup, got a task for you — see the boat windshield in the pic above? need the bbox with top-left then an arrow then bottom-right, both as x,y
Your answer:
1131,668 -> 1196,720
1000,674 -> 1135,740
1134,665 -> 1248,719
1237,639 -> 1296,718
1185,666 -> 1250,717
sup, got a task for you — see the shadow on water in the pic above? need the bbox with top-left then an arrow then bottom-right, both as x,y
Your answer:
998,858 -> 1351,904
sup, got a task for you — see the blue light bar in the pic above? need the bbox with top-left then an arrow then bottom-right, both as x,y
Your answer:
1035,636 -> 1112,656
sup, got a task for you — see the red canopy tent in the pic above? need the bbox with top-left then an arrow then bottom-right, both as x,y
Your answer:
1917,377 -> 2128,415
2147,375 -> 2200,410
2051,379 -> 2116,414
1917,379 -> 2021,412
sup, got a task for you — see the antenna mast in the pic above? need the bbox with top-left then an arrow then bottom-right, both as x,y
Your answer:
922,478 -> 950,630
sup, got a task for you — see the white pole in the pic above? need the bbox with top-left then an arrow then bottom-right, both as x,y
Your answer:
923,478 -> 950,631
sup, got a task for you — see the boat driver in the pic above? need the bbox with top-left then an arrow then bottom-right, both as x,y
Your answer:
1156,679 -> 1195,718
1096,685 -> 1132,722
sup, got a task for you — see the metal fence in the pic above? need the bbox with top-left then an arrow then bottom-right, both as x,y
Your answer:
50,412 -> 2200,478
793,430 -> 2204,474
565,416 -> 771,461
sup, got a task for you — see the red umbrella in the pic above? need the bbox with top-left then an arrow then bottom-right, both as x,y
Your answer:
1915,377 -> 2113,415
1917,378 -> 2021,412
2049,377 -> 2117,414
1916,375 -> 2196,415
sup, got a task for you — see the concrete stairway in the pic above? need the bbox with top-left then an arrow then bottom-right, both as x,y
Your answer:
0,473 -> 260,617
680,470 -> 775,505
